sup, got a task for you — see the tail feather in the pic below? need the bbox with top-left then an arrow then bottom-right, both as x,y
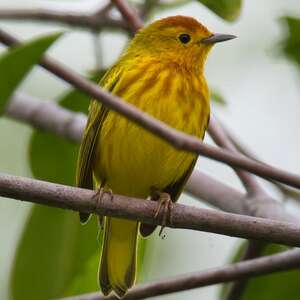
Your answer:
99,217 -> 139,298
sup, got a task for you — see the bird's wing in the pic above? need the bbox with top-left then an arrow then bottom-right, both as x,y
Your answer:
76,66 -> 122,223
164,158 -> 198,201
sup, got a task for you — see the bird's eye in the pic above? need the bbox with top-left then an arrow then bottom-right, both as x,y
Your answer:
178,33 -> 191,44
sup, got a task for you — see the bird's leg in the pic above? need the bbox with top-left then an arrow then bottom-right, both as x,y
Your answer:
93,186 -> 113,230
152,189 -> 173,237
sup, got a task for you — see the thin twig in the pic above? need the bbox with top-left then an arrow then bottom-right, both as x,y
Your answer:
0,4 -> 129,32
1,173 -> 300,246
57,248 -> 300,300
6,93 -> 85,143
111,0 -> 143,32
209,115 -> 264,195
220,120 -> 300,201
0,30 -> 300,189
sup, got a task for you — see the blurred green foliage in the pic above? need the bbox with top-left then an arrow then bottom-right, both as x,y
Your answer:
10,206 -> 99,300
155,0 -> 242,22
197,0 -> 242,22
0,32 -> 62,114
10,83 -> 99,300
281,17 -> 300,69
220,243 -> 300,300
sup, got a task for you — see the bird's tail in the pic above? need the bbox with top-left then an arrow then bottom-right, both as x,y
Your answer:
99,217 -> 139,298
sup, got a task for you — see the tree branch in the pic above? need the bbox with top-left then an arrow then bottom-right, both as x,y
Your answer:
187,171 -> 299,223
6,92 -> 85,143
220,120 -> 300,202
1,173 -> 300,246
0,4 -> 129,32
6,93 -> 299,225
0,30 -> 300,190
3,93 -> 249,216
208,115 -> 264,195
57,248 -> 300,300
111,0 -> 143,32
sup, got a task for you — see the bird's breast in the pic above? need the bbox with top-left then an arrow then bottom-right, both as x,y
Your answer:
94,62 -> 210,198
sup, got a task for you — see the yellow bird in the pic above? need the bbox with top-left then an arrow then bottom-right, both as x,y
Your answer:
76,15 -> 235,298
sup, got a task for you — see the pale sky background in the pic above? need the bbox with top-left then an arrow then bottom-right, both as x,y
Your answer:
0,0 -> 300,299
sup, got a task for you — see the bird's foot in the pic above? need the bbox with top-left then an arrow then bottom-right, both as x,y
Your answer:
93,187 -> 113,230
153,192 -> 173,237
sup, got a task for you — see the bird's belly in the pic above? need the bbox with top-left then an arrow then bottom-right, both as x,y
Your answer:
93,114 -> 197,199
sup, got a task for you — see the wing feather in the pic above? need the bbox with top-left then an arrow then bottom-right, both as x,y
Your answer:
76,66 -> 122,223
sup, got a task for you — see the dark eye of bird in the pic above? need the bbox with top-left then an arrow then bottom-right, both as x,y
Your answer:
179,33 -> 191,44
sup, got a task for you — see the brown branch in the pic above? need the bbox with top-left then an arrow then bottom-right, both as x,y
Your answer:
1,173 -> 300,247
6,93 -> 299,225
57,248 -> 300,300
209,115 -> 264,195
187,171 -> 299,223
3,93 -> 250,216
220,120 -> 300,202
111,0 -> 143,32
6,93 -> 85,143
1,30 -> 300,190
0,4 -> 129,32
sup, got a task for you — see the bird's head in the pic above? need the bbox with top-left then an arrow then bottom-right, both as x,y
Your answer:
128,15 -> 236,72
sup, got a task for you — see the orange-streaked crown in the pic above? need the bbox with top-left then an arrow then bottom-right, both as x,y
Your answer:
125,16 -> 214,72
150,15 -> 211,34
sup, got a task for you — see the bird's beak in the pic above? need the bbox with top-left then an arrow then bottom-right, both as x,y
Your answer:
201,33 -> 236,44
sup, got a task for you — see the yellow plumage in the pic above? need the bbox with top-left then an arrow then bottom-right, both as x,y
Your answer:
76,15 -> 234,298
94,60 -> 209,196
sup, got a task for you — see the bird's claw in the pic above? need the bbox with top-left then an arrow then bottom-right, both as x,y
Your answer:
93,187 -> 114,230
153,192 -> 173,237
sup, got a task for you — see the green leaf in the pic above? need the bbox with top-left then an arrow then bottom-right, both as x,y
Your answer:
220,244 -> 300,300
280,17 -> 300,69
0,32 -> 62,114
63,233 -> 148,297
10,80 -> 98,300
63,251 -> 99,296
197,0 -> 242,22
10,206 -> 99,300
